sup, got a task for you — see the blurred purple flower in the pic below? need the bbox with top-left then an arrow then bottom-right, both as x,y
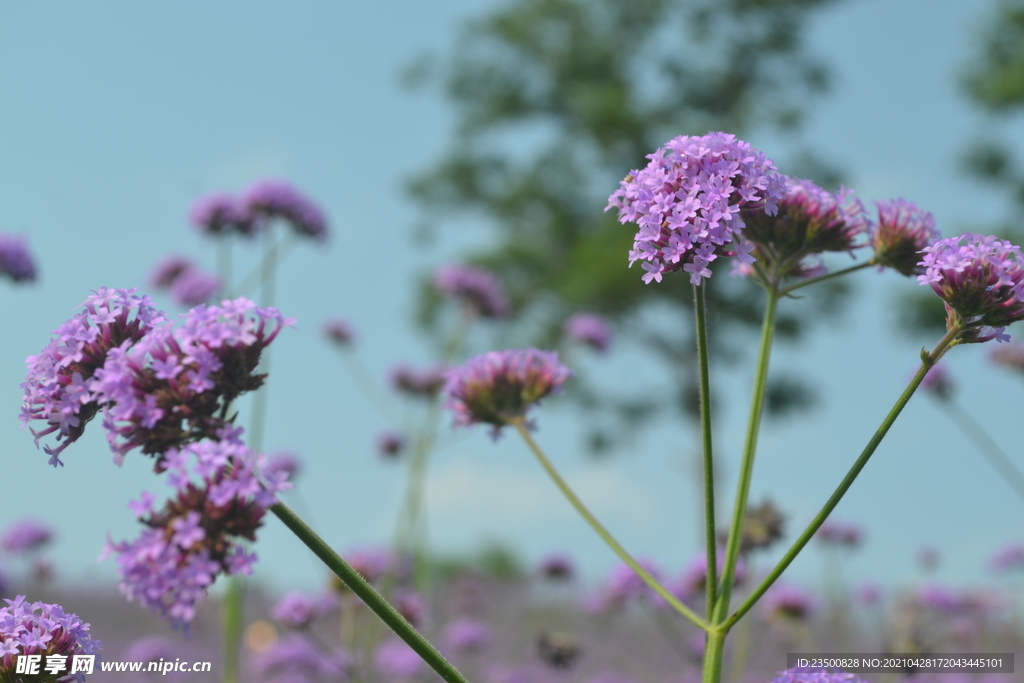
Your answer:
673,552 -> 746,602
323,318 -> 355,347
345,547 -> 393,584
872,198 -> 940,276
243,179 -> 328,242
0,518 -> 54,554
265,450 -> 302,482
394,589 -> 427,628
989,342 -> 1024,373
375,638 -> 422,680
390,363 -> 448,398
598,559 -> 663,609
189,192 -> 257,238
376,430 -> 406,459
0,233 -> 37,284
149,255 -> 196,289
770,668 -> 870,683
20,288 -> 166,466
103,438 -> 291,629
122,636 -> 176,664
920,362 -> 955,401
169,267 -> 221,307
564,314 -> 612,353
916,582 -> 963,612
918,233 -> 1024,343
434,264 -> 509,319
764,583 -> 814,620
917,545 -> 940,571
814,519 -> 863,548
0,595 -> 102,683
444,617 -> 490,653
989,543 -> 1024,573
606,132 -> 786,285
537,553 -> 575,581
254,635 -> 348,681
443,348 -> 570,438
272,591 -> 319,629
856,582 -> 882,607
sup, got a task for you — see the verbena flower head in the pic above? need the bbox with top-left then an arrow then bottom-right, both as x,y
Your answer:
92,297 -> 294,465
918,233 -> 1024,343
169,267 -> 221,307
103,438 -> 291,629
606,132 -> 786,285
0,595 -> 102,683
989,543 -> 1024,573
770,668 -> 870,683
738,178 -> 870,280
872,199 -> 940,276
443,348 -> 570,437
149,255 -> 196,289
0,518 -> 54,554
376,430 -> 406,459
434,264 -> 510,319
271,591 -> 320,629
243,179 -> 328,242
920,362 -> 955,401
0,233 -> 38,284
390,363 -> 448,398
814,519 -> 863,548
20,288 -> 167,466
443,618 -> 490,653
764,583 -> 814,620
323,318 -> 355,347
189,192 -> 257,238
564,314 -> 612,353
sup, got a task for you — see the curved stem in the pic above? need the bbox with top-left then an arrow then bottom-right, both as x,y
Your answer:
693,282 -> 717,617
723,326 -> 962,631
713,286 -> 779,624
270,502 -> 472,683
940,399 -> 1024,503
511,419 -> 709,631
781,260 -> 874,296
222,578 -> 243,683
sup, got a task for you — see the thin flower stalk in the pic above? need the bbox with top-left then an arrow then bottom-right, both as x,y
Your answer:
781,260 -> 875,295
937,399 -> 1024,503
693,282 -> 718,617
511,418 -> 709,631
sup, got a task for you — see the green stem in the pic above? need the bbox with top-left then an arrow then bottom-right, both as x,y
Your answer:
226,231 -> 299,299
723,326 -> 962,631
941,399 -> 1024,503
270,502 -> 472,683
693,282 -> 717,618
701,628 -> 727,683
713,286 -> 779,625
222,577 -> 243,683
781,260 -> 874,295
511,419 -> 709,631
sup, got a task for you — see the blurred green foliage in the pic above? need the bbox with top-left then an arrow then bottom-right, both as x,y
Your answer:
406,0 -> 853,453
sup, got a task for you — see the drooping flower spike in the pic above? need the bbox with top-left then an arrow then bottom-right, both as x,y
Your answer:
20,288 -> 166,466
92,297 -> 295,465
0,595 -> 102,683
872,198 -> 940,276
442,348 -> 571,438
606,132 -> 787,285
103,437 -> 291,629
918,232 -> 1024,343
738,177 -> 870,280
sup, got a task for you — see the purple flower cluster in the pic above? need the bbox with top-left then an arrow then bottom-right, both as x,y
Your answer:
770,668 -> 870,683
443,617 -> 491,654
376,430 -> 406,459
989,543 -> 1024,573
271,591 -> 322,629
20,288 -> 167,466
0,233 -> 37,284
434,264 -> 510,319
189,193 -> 257,238
606,132 -> 786,285
103,438 -> 291,628
814,519 -> 863,548
872,199 -> 940,276
375,638 -> 423,680
920,362 -> 955,400
443,348 -> 570,437
537,553 -> 575,581
764,583 -> 815,620
390,363 -> 449,398
0,519 -> 54,554
563,314 -> 612,353
149,255 -> 221,306
918,233 -> 1024,343
0,595 -> 102,683
190,179 -> 328,241
92,297 -> 294,464
738,178 -> 869,280
322,318 -> 355,347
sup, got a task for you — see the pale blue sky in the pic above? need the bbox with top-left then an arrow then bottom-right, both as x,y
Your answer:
1,0 -> 1021,612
